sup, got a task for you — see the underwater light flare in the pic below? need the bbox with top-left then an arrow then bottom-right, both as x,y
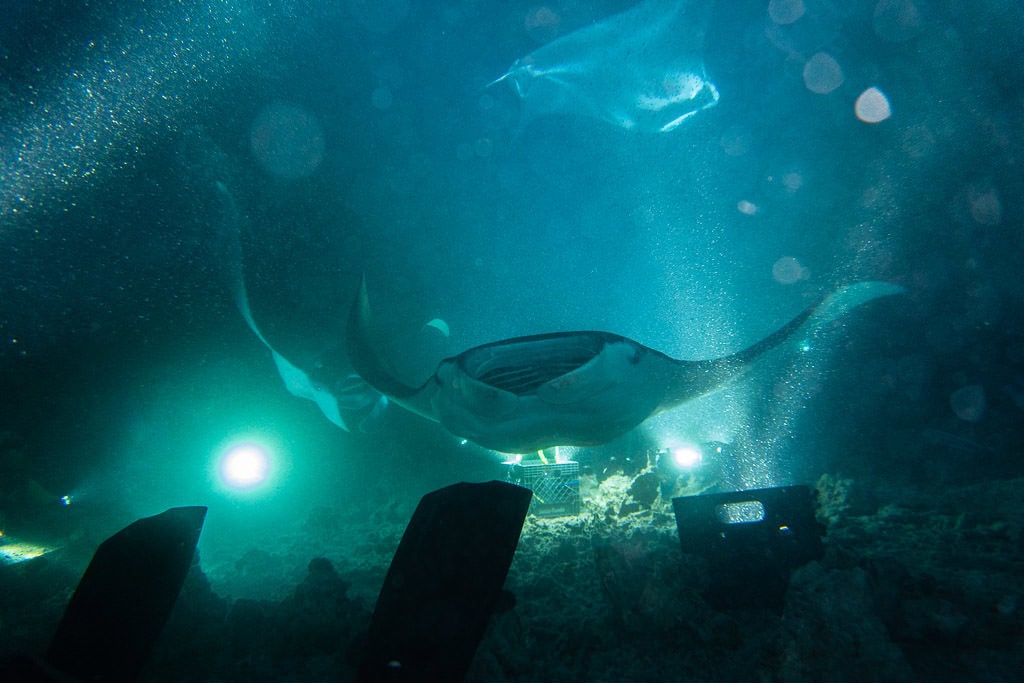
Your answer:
0,539 -> 56,565
672,446 -> 703,469
855,87 -> 892,123
219,444 -> 271,490
210,433 -> 287,499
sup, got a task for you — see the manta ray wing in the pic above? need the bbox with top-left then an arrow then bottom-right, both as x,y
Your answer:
347,280 -> 904,453
215,182 -> 385,431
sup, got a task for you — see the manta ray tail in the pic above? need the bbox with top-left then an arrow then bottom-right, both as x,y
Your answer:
808,280 -> 905,326
663,280 -> 904,405
726,280 -> 905,368
212,181 -> 266,347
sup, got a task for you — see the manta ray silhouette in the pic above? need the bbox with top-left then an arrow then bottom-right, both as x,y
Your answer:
214,181 -> 387,432
347,279 -> 902,453
489,0 -> 720,132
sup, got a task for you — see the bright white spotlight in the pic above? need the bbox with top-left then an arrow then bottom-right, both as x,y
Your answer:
672,446 -> 703,469
219,444 -> 270,490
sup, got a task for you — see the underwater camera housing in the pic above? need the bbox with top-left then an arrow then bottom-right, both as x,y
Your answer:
507,460 -> 581,518
672,485 -> 824,610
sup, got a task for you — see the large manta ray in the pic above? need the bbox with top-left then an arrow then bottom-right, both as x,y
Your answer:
347,280 -> 902,453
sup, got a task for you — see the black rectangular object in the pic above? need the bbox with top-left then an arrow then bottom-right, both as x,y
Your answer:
672,485 -> 823,610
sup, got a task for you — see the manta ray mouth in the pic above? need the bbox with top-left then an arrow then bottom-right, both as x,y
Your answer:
459,333 -> 607,396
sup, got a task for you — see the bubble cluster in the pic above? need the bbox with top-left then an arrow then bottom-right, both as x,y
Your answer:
0,2 -> 262,220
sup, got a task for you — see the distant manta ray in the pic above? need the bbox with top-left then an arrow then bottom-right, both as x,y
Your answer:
489,0 -> 720,132
347,279 -> 903,453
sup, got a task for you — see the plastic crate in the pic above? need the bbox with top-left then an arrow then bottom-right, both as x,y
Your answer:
507,461 -> 581,517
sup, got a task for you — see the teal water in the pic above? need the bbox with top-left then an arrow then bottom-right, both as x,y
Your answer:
1,1 -> 1021,680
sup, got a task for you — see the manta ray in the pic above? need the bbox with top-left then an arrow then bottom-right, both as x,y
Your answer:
347,279 -> 902,453
488,0 -> 720,133
213,180 -> 387,432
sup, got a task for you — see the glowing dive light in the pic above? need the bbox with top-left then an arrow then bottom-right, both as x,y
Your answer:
219,443 -> 271,490
671,446 -> 703,469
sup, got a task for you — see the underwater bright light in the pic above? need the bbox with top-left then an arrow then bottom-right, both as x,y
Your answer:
219,444 -> 271,490
0,539 -> 55,565
206,432 -> 290,501
210,434 -> 286,499
672,446 -> 703,469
